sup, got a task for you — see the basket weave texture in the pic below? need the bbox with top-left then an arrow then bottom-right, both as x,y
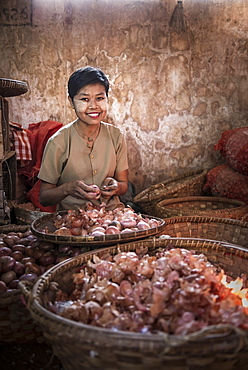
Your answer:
133,169 -> 207,216
0,224 -> 44,344
161,216 -> 248,248
156,196 -> 248,220
21,237 -> 248,370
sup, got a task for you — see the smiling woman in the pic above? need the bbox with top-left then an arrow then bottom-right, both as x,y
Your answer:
38,66 -> 129,212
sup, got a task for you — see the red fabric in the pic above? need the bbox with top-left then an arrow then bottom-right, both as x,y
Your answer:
214,127 -> 248,176
18,120 -> 63,186
26,179 -> 56,213
18,120 -> 63,212
203,164 -> 248,204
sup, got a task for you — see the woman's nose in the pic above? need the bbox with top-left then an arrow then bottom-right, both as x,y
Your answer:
88,99 -> 97,108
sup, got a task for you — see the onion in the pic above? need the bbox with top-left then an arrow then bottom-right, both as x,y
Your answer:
70,227 -> 82,236
19,273 -> 37,282
13,261 -> 25,276
0,280 -> 7,292
3,235 -> 19,248
39,253 -> 55,266
8,279 -> 19,289
38,241 -> 55,251
120,218 -> 137,229
1,270 -> 16,285
136,220 -> 150,230
25,262 -> 41,276
0,246 -> 12,256
11,250 -> 24,261
0,255 -> 16,273
12,244 -> 26,253
105,226 -> 120,235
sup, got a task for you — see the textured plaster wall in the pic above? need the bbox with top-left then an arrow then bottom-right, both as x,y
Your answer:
0,0 -> 248,194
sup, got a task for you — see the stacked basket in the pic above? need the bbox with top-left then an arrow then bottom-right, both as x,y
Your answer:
133,169 -> 207,216
20,237 -> 248,370
156,196 -> 248,220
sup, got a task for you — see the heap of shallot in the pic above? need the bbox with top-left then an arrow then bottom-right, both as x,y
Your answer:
49,245 -> 248,335
48,203 -> 161,237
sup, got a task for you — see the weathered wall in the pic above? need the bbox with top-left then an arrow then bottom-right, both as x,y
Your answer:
0,0 -> 248,194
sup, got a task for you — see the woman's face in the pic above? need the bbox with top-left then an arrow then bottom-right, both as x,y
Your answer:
70,83 -> 108,126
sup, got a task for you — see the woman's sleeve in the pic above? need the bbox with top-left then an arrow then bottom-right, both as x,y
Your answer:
38,135 -> 67,184
115,131 -> 129,173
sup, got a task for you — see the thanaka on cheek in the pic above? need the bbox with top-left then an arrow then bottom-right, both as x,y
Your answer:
73,99 -> 86,113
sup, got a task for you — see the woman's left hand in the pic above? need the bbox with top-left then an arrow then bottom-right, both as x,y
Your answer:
100,177 -> 118,199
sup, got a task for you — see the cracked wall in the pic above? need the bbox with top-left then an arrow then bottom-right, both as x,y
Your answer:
0,0 -> 248,194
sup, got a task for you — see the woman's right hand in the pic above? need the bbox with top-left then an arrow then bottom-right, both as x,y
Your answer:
66,180 -> 101,201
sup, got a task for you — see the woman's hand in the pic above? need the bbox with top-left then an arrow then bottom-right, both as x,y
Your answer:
39,180 -> 101,207
69,181 -> 101,200
100,177 -> 118,199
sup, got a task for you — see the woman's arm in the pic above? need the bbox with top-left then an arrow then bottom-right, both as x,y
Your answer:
39,180 -> 101,207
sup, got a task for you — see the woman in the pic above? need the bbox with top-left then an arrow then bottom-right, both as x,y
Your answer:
38,66 -> 129,211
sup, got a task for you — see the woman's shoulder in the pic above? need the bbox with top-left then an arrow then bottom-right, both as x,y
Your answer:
101,121 -> 122,135
49,121 -> 75,140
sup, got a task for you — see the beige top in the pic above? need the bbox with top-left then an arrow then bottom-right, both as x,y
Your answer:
38,121 -> 128,211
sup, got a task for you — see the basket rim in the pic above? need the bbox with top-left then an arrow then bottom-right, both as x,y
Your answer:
31,211 -> 165,246
133,169 -> 207,205
157,196 -> 247,208
163,215 -> 248,227
25,237 -> 248,346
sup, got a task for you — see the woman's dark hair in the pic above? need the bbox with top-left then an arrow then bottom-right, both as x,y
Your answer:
68,66 -> 109,99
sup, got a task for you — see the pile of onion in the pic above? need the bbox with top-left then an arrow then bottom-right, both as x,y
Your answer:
0,229 -> 80,292
51,204 -> 161,237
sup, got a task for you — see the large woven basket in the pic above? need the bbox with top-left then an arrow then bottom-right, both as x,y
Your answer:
161,216 -> 248,248
156,196 -> 248,220
21,237 -> 248,370
0,224 -> 45,344
133,169 -> 207,216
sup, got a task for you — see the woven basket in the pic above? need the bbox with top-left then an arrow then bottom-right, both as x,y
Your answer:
161,216 -> 248,248
0,224 -> 44,344
133,169 -> 207,216
0,78 -> 28,97
21,237 -> 248,370
156,196 -> 248,220
14,204 -> 49,225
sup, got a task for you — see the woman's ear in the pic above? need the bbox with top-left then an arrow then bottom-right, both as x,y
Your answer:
68,96 -> 74,109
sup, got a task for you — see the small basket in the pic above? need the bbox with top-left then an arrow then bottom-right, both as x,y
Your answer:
21,237 -> 248,370
133,169 -> 207,215
161,216 -> 248,248
14,203 -> 49,225
156,196 -> 248,220
0,224 -> 45,344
